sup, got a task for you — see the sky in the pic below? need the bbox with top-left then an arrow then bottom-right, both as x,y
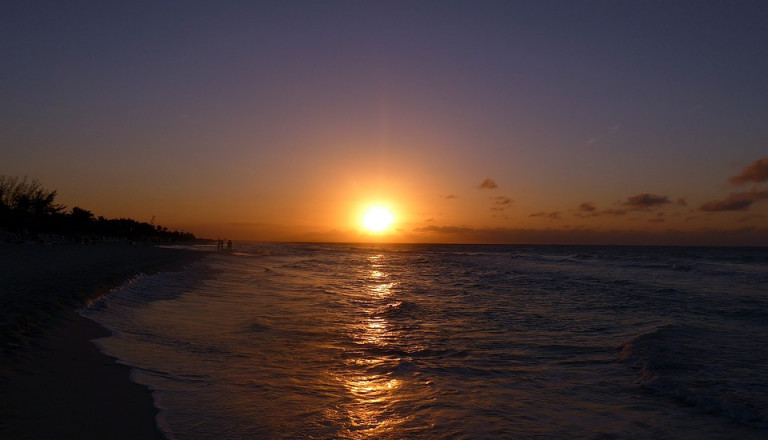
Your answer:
3,1 -> 768,245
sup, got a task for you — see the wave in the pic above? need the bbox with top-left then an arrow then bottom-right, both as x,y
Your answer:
619,324 -> 768,428
372,300 -> 420,318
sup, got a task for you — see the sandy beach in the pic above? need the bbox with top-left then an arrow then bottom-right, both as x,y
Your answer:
0,243 -> 208,439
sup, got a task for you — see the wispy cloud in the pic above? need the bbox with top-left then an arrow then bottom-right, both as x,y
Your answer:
413,225 -> 476,235
530,211 -> 561,220
699,190 -> 768,212
729,157 -> 768,185
623,193 -> 671,209
489,196 -> 513,212
575,194 -> 679,218
411,224 -> 768,246
585,125 -> 620,147
648,212 -> 665,223
478,178 -> 498,190
573,205 -> 627,217
700,156 -> 768,212
444,194 -> 458,199
738,214 -> 765,223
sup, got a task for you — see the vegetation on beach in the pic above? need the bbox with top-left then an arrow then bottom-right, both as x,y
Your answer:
0,175 -> 196,243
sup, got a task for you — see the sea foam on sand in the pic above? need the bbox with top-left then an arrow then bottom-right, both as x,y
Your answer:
0,243 -> 206,440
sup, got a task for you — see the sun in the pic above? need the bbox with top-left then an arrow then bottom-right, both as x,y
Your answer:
362,206 -> 394,233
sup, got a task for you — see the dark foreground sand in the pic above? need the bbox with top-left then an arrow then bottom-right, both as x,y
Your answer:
0,243 -> 208,439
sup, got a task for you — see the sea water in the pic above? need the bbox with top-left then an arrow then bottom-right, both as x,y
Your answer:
81,243 -> 768,439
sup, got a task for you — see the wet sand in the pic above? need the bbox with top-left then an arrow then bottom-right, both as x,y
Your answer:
0,243 -> 209,439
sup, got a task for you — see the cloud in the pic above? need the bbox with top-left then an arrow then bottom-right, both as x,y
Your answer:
648,212 -> 665,223
530,211 -> 561,220
699,157 -> 768,213
585,125 -> 620,147
700,196 -> 752,212
729,157 -> 768,185
573,206 -> 627,217
624,193 -> 671,209
478,178 -> 498,189
699,190 -> 768,212
411,224 -> 768,246
413,225 -> 476,235
676,197 -> 687,206
493,196 -> 512,205
575,195 -> 676,218
738,214 -> 764,223
445,194 -> 458,199
585,137 -> 601,147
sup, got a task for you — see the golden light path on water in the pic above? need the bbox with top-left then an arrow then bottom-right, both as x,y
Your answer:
336,254 -> 410,439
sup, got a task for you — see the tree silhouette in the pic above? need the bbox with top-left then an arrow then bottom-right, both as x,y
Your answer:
0,175 -> 197,243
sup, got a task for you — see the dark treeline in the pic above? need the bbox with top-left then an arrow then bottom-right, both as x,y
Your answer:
0,176 -> 196,243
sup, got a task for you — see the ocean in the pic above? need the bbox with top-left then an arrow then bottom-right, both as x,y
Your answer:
81,243 -> 768,440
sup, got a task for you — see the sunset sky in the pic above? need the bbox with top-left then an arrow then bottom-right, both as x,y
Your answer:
3,1 -> 768,245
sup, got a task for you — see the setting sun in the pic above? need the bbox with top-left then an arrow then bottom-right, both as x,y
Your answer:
362,206 -> 394,233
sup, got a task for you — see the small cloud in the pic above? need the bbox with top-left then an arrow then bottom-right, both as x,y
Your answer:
699,190 -> 768,212
729,157 -> 768,185
624,193 -> 671,209
649,212 -> 666,222
478,178 -> 498,190
585,136 -> 601,147
676,197 -> 688,206
530,211 -> 561,220
413,225 -> 475,234
493,196 -> 512,205
738,214 -> 765,223
573,205 -> 626,218
445,194 -> 458,199
701,197 -> 752,211
585,125 -> 620,147
410,224 -> 768,246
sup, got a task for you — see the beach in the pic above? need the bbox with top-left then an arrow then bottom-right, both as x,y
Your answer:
0,243 -> 207,439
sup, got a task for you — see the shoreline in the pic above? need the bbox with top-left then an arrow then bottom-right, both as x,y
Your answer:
0,243 -> 209,439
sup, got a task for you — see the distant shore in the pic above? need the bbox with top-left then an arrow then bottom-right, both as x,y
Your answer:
0,242 -> 209,439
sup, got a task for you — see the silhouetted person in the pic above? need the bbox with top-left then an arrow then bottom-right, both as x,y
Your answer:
227,240 -> 232,250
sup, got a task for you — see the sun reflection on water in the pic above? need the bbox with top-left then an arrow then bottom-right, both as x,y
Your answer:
335,252 -> 410,439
